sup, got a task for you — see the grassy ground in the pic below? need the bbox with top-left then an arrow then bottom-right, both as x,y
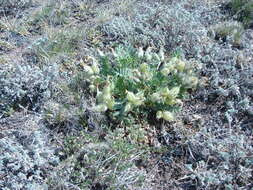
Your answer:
0,0 -> 252,189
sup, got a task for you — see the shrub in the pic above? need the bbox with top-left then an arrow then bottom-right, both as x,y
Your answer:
100,1 -> 208,58
211,21 -> 244,46
30,28 -> 83,61
27,2 -> 70,33
81,45 -> 198,124
47,131 -> 148,189
227,0 -> 253,28
184,129 -> 253,189
0,63 -> 58,118
0,0 -> 33,16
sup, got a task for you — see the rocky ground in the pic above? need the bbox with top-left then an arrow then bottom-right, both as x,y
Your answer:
0,0 -> 252,189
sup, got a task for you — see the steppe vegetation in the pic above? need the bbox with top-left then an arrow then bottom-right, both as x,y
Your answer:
0,0 -> 252,189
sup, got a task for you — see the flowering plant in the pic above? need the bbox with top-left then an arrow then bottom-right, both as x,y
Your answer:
82,45 -> 198,122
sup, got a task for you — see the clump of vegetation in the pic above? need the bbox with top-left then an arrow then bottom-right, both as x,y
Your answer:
0,63 -> 58,118
47,131 -> 148,189
27,2 -> 70,33
30,28 -> 83,61
0,0 -> 33,16
81,45 -> 198,124
100,1 -> 208,58
211,21 -> 244,46
184,128 -> 253,189
227,0 -> 253,28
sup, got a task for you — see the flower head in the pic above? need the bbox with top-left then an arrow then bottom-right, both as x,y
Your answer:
162,111 -> 175,121
159,47 -> 165,61
137,47 -> 144,58
160,87 -> 170,98
140,63 -> 149,73
169,86 -> 180,98
156,111 -> 163,119
82,64 -> 94,76
94,104 -> 108,112
89,84 -> 96,92
91,62 -> 100,74
156,111 -> 175,121
161,67 -> 171,76
126,91 -> 145,106
176,60 -> 185,72
151,92 -> 162,102
105,98 -> 115,110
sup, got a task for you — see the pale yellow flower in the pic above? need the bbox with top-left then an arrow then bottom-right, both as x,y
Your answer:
184,76 -> 198,88
102,82 -> 114,97
190,76 -> 198,87
156,111 -> 163,119
162,111 -> 174,121
91,62 -> 100,74
156,111 -> 175,121
89,84 -> 96,92
140,63 -> 149,73
161,67 -> 171,76
94,104 -> 108,112
159,47 -> 165,61
83,64 -> 94,76
175,99 -> 183,106
160,87 -> 170,98
137,47 -> 144,58
102,92 -> 111,102
151,92 -> 162,102
126,91 -> 145,106
176,60 -> 185,72
169,86 -> 180,98
105,98 -> 115,110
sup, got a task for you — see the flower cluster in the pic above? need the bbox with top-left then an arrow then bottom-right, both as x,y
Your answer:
161,57 -> 185,75
156,111 -> 174,121
94,81 -> 115,112
80,57 -> 100,76
125,91 -> 145,112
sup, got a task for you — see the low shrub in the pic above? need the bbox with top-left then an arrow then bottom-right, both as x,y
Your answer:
211,21 -> 244,46
100,1 -> 208,58
227,0 -> 253,28
27,2 -> 70,33
0,0 -> 33,16
184,129 -> 253,189
47,131 -> 148,189
30,28 -> 83,61
0,63 -> 58,118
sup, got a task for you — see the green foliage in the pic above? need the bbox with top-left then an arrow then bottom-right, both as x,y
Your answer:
228,0 -> 253,27
83,45 -> 198,123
